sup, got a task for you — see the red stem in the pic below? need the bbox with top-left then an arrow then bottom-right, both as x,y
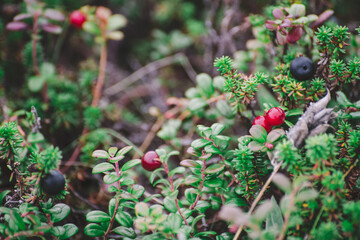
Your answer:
190,157 -> 206,210
32,13 -> 40,76
164,163 -> 189,226
104,198 -> 120,237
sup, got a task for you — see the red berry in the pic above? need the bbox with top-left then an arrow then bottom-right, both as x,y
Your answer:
265,107 -> 285,126
70,10 -> 86,29
141,151 -> 162,171
253,116 -> 272,133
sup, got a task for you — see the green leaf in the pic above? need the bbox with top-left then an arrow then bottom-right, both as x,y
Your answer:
213,76 -> 225,91
286,108 -> 303,117
211,123 -> 225,135
129,184 -> 145,199
28,75 -> 45,92
191,139 -> 212,149
108,147 -> 118,157
107,14 -> 127,31
289,3 -> 306,17
265,197 -> 284,231
272,173 -> 292,194
204,178 -> 223,188
257,85 -> 280,110
194,201 -> 211,212
0,190 -> 10,204
51,226 -> 65,237
216,100 -> 235,119
185,175 -> 201,185
115,211 -> 133,227
296,189 -> 318,202
185,188 -> 198,204
213,135 -> 230,150
164,196 -> 177,213
28,132 -> 45,143
196,73 -> 215,98
10,210 -> 25,231
116,146 -> 133,157
249,125 -> 267,143
169,167 -> 186,177
135,202 -> 149,216
204,164 -> 224,174
109,199 -> 116,217
143,194 -> 162,203
153,178 -> 171,188
59,224 -> 78,239
155,149 -> 167,162
121,159 -> 141,171
40,62 -> 55,76
204,145 -> 222,154
109,155 -> 124,163
195,231 -> 217,237
185,87 -> 202,98
86,211 -> 111,223
191,214 -> 205,229
112,226 -> 136,238
166,213 -> 182,230
92,150 -> 110,159
188,98 -> 208,112
336,91 -> 352,107
48,204 -> 70,223
84,223 -> 105,237
83,22 -> 101,35
92,162 -> 114,174
103,173 -> 121,184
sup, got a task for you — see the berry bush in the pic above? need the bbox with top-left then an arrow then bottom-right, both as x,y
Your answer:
1,0 -> 360,239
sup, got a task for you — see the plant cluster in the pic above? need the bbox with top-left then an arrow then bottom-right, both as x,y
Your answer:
1,0 -> 360,239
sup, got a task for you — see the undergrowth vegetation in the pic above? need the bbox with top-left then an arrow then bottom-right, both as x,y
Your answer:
0,0 -> 360,239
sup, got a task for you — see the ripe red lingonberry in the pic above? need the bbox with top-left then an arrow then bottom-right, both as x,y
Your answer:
253,116 -> 272,133
40,170 -> 65,195
69,10 -> 86,29
141,151 -> 162,171
265,107 -> 285,126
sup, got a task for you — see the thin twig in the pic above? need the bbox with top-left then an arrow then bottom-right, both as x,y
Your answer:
233,161 -> 283,240
277,185 -> 299,240
104,53 -> 196,96
68,184 -> 100,210
132,117 -> 165,159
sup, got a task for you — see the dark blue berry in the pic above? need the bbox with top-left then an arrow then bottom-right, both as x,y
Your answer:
41,170 -> 65,195
290,57 -> 315,81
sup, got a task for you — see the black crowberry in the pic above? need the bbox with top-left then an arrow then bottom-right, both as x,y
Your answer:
41,170 -> 65,195
290,56 -> 315,81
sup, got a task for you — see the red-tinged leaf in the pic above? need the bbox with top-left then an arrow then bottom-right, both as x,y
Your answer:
276,30 -> 287,45
41,24 -> 62,34
180,159 -> 200,167
44,9 -> 65,21
6,22 -> 28,31
280,18 -> 292,28
14,13 -> 32,21
287,27 -> 303,43
313,10 -> 334,28
248,141 -> 264,152
273,8 -> 284,19
267,129 -> 285,143
265,21 -> 276,30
